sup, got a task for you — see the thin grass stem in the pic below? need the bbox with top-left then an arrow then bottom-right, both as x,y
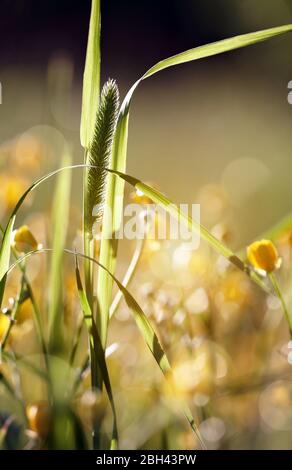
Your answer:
269,272 -> 292,339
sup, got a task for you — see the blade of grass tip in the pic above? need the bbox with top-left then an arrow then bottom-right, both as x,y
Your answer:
3,247 -> 206,448
80,0 -> 101,149
109,169 -> 270,295
48,150 -> 72,354
75,256 -> 118,450
98,23 -> 292,348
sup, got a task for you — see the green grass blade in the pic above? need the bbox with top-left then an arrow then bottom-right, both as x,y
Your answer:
80,0 -> 101,149
0,217 -> 16,307
0,165 -> 90,302
109,170 -> 269,294
75,258 -> 118,449
48,151 -> 72,353
143,24 -> 292,78
0,164 -> 88,298
98,24 -> 292,348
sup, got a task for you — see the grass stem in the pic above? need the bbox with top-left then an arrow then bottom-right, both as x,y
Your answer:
269,272 -> 292,339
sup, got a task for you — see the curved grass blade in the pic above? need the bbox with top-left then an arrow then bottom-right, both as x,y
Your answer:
75,257 -> 118,450
0,218 -> 15,307
0,164 -> 89,307
80,0 -> 101,149
98,23 -> 292,347
3,248 -> 206,449
142,25 -> 292,78
109,170 -> 269,294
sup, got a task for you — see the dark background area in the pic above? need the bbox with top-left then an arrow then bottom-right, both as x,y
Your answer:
1,0 -> 292,81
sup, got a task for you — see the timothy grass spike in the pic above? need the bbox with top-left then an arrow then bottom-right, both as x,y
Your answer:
86,79 -> 119,234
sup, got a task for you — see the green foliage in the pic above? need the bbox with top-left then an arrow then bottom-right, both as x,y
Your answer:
80,0 -> 101,149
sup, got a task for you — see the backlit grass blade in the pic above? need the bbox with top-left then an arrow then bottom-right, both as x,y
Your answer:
48,151 -> 72,353
0,217 -> 15,307
98,23 -> 292,347
0,164 -> 87,308
75,258 -> 118,450
3,247 -> 205,448
109,170 -> 269,294
80,0 -> 101,149
142,24 -> 292,78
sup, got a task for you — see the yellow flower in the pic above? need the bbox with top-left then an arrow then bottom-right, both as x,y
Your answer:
0,314 -> 10,340
26,402 -> 51,439
12,225 -> 39,253
247,239 -> 280,273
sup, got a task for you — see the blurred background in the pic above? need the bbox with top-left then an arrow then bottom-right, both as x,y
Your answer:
1,0 -> 292,450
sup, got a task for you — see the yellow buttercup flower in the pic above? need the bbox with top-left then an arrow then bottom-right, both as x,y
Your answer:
0,314 -> 10,340
12,225 -> 39,254
247,239 -> 280,273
